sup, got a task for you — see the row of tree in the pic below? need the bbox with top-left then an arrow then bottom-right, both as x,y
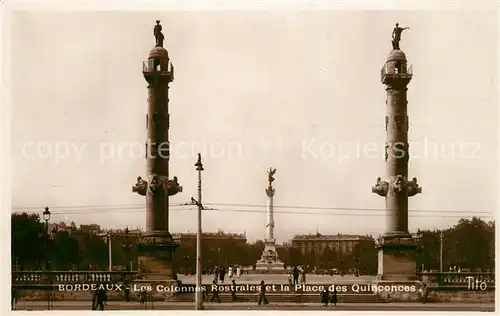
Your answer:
11,212 -> 494,273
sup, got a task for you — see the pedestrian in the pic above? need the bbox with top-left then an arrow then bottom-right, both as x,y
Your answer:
11,286 -> 18,310
300,269 -> 306,286
210,280 -> 221,303
93,287 -> 106,310
202,286 -> 209,301
231,279 -> 237,301
236,266 -> 241,278
292,266 -> 299,286
214,267 -> 219,284
123,280 -> 130,302
92,289 -> 97,310
220,266 -> 226,283
421,282 -> 429,304
331,287 -> 338,307
257,280 -> 269,305
287,270 -> 293,287
139,289 -> 146,307
320,288 -> 330,306
228,266 -> 233,279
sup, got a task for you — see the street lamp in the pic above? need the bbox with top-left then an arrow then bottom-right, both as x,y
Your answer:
194,153 -> 204,311
42,207 -> 50,270
122,227 -> 132,302
42,207 -> 51,310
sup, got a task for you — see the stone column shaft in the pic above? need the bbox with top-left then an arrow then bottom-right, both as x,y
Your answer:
146,80 -> 170,234
266,186 -> 275,241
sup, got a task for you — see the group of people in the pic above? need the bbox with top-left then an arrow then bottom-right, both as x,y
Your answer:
320,288 -> 338,306
209,279 -> 269,305
212,265 -> 242,283
288,266 -> 307,287
91,286 -> 108,310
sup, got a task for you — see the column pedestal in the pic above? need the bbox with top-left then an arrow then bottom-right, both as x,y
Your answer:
133,234 -> 178,301
255,239 -> 286,273
373,235 -> 423,301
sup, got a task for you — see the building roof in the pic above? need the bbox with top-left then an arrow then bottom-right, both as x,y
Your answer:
172,232 -> 246,239
292,234 -> 374,241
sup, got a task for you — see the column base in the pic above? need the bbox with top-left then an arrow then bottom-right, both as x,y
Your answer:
376,234 -> 419,281
134,234 -> 178,301
255,240 -> 285,272
371,280 -> 423,302
374,235 -> 423,301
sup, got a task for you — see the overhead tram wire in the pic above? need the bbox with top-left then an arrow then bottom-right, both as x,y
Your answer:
12,206 -> 494,219
12,202 -> 493,216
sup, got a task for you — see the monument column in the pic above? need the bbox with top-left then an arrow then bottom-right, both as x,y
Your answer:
371,23 -> 422,301
256,168 -> 285,273
265,175 -> 275,242
132,21 -> 183,297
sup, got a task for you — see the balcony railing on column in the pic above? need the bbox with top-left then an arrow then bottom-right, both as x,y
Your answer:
143,60 -> 174,74
381,64 -> 413,82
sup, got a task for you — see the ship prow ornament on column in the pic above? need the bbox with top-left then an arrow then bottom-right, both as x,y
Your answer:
255,168 -> 285,273
131,21 -> 182,300
371,23 -> 423,301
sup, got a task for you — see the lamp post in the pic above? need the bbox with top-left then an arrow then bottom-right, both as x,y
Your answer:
122,227 -> 132,301
439,230 -> 443,273
42,207 -> 51,310
194,153 -> 204,310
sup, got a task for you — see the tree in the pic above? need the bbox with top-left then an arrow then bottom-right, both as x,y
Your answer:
51,231 -> 80,270
446,217 -> 494,269
12,213 -> 46,270
352,241 -> 377,274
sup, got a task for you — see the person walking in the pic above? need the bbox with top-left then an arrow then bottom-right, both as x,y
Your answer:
292,266 -> 299,286
300,269 -> 306,286
236,266 -> 241,278
288,270 -> 293,287
228,266 -> 233,279
139,289 -> 146,307
257,280 -> 269,305
421,282 -> 429,304
92,287 -> 106,310
210,280 -> 221,303
11,286 -> 18,310
321,288 -> 330,306
220,266 -> 226,283
214,266 -> 219,283
331,287 -> 338,307
231,279 -> 238,301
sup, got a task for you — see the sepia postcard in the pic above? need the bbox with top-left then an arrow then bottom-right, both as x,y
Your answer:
4,1 -> 498,314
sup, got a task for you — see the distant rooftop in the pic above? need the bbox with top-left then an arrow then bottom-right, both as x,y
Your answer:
292,233 -> 374,241
173,231 -> 246,238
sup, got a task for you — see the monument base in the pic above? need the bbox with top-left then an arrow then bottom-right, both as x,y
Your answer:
255,239 -> 286,273
374,234 -> 422,301
134,233 -> 178,301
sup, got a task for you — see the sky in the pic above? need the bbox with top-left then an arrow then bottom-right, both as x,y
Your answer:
9,10 -> 498,243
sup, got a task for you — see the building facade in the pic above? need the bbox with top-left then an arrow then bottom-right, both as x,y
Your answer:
172,231 -> 248,272
291,233 -> 375,256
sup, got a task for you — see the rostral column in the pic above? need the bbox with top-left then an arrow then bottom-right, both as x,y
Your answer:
371,23 -> 423,301
132,20 -> 182,295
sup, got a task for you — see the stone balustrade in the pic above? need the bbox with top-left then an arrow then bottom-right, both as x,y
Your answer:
12,271 -> 139,287
418,272 -> 495,288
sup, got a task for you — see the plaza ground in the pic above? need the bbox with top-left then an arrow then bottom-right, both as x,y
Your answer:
13,301 -> 495,312
177,273 -> 375,284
